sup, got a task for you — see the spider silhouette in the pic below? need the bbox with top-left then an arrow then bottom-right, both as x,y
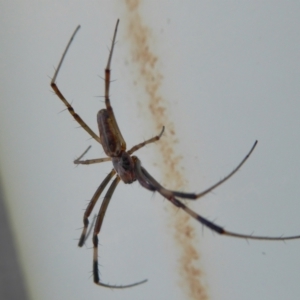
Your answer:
51,19 -> 300,288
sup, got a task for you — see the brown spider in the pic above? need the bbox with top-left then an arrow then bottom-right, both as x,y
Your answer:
51,19 -> 300,289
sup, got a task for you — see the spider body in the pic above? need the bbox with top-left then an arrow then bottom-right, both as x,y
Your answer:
97,109 -> 126,156
97,108 -> 136,183
50,19 -> 300,289
112,152 -> 136,183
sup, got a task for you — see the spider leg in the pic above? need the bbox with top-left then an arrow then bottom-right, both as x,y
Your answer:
128,126 -> 165,155
83,214 -> 97,244
102,19 -> 127,151
78,169 -> 116,247
105,20 -> 118,111
134,156 -> 300,241
170,197 -> 300,241
75,145 -> 92,161
93,176 -> 147,288
138,140 -> 257,200
73,146 -> 111,165
75,157 -> 112,165
192,140 -> 258,199
51,26 -> 101,143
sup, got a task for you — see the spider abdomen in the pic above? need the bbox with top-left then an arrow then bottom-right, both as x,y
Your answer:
97,109 -> 125,156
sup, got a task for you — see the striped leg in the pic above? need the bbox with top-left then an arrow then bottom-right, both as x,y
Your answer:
128,126 -> 165,155
92,175 -> 147,288
134,156 -> 300,241
78,169 -> 116,247
74,146 -> 111,165
50,26 -> 101,144
134,140 -> 258,200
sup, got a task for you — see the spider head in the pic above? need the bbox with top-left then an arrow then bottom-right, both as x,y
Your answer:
112,151 -> 136,184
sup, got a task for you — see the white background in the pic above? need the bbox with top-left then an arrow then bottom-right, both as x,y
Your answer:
1,1 -> 300,300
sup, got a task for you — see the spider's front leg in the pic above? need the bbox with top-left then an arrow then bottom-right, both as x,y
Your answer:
50,26 -> 101,144
100,19 -> 127,153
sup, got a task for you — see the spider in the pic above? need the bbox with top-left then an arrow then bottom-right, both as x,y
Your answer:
51,19 -> 300,289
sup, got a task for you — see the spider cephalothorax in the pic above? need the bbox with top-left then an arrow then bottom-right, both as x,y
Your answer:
112,151 -> 136,184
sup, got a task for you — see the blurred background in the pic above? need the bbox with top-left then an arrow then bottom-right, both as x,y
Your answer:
1,1 -> 300,300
